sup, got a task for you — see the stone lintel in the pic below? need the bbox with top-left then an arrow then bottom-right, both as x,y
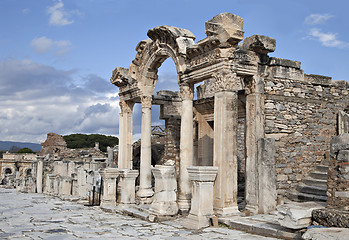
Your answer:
269,57 -> 301,69
304,74 -> 332,86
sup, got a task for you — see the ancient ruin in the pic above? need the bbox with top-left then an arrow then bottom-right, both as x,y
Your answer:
1,12 -> 349,236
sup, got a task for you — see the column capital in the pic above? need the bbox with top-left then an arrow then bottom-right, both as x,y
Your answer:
180,83 -> 194,101
141,95 -> 152,108
213,69 -> 243,92
119,100 -> 134,114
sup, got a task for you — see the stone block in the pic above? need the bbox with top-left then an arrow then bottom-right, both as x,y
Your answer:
337,150 -> 349,162
304,74 -> 332,86
312,208 -> 349,228
277,202 -> 326,229
150,165 -> 178,216
330,133 -> 349,155
205,12 -> 244,44
303,228 -> 349,240
242,34 -> 276,54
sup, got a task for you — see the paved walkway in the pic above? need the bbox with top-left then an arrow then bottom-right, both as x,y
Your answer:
0,188 -> 276,239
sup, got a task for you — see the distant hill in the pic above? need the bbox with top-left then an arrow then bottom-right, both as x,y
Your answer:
0,141 -> 41,152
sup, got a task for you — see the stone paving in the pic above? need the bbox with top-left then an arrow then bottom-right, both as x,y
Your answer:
0,188 -> 276,239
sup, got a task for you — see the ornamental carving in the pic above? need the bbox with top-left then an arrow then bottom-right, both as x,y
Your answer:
212,69 -> 243,92
179,83 -> 194,100
141,95 -> 152,108
119,100 -> 133,114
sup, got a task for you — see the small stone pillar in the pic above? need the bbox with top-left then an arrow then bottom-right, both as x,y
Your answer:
137,95 -> 154,203
118,169 -> 139,204
100,168 -> 120,207
183,166 -> 218,229
36,156 -> 44,193
118,100 -> 134,169
150,165 -> 178,217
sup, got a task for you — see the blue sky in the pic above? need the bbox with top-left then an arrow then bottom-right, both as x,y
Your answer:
1,0 -> 348,143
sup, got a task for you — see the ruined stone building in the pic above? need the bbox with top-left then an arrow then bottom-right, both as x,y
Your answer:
111,12 -> 349,217
1,12 -> 348,231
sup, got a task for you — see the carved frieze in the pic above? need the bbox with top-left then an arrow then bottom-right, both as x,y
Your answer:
212,69 -> 243,92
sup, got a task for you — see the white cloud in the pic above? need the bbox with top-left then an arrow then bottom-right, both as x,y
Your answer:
22,8 -> 31,14
47,0 -> 76,26
0,59 -> 119,143
305,14 -> 333,25
308,28 -> 349,48
31,36 -> 72,56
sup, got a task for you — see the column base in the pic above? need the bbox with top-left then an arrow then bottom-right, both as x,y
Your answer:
214,206 -> 240,217
136,187 -> 154,204
245,204 -> 259,215
178,198 -> 191,213
100,200 -> 116,208
150,202 -> 178,216
183,213 -> 210,229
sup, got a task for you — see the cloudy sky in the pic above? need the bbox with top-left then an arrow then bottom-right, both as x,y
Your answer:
1,0 -> 348,144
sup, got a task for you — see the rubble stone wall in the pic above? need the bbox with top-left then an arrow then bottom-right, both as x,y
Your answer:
264,73 -> 349,197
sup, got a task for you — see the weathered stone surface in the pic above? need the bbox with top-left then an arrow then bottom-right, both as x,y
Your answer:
205,12 -> 244,44
302,227 -> 349,240
277,202 -> 326,229
312,208 -> 349,228
184,166 -> 218,229
304,74 -> 332,86
241,34 -> 276,54
150,165 -> 178,217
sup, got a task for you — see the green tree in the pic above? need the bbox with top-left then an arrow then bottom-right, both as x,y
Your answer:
63,134 -> 118,152
17,148 -> 35,153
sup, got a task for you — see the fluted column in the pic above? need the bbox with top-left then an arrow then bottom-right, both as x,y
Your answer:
137,95 -> 154,202
118,100 -> 134,169
178,83 -> 194,212
213,70 -> 242,216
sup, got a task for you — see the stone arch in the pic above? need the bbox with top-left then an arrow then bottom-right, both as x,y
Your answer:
131,25 -> 195,95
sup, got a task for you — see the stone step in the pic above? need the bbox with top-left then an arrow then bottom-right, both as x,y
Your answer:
310,171 -> 328,180
296,184 -> 327,196
219,215 -> 302,240
315,165 -> 329,173
302,177 -> 327,188
288,190 -> 327,202
122,207 -> 150,221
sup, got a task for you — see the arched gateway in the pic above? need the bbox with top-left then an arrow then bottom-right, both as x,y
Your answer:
111,12 -> 277,215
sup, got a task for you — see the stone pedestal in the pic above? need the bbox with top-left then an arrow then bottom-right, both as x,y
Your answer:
137,96 -> 154,203
118,169 -> 139,204
183,166 -> 218,229
100,168 -> 120,207
60,177 -> 72,195
36,156 -> 44,193
150,165 -> 178,217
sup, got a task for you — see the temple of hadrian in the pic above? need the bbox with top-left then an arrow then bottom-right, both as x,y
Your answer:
1,12 -> 349,230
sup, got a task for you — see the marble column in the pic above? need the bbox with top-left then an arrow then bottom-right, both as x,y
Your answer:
178,83 -> 194,212
137,95 -> 154,203
100,168 -> 120,207
245,76 -> 265,214
118,100 -> 134,169
213,70 -> 241,216
118,169 -> 139,204
36,156 -> 44,193
183,166 -> 218,229
150,165 -> 178,216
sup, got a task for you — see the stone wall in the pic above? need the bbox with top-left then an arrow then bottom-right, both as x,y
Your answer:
264,67 -> 349,197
